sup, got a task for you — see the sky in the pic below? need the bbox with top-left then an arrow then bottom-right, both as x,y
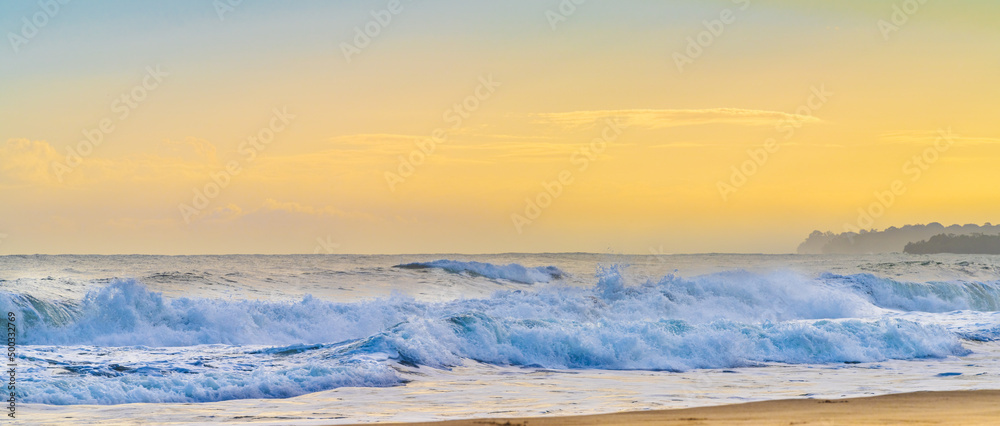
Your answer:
1,0 -> 999,255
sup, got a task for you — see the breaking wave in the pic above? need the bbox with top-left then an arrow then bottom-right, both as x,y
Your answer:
3,265 -> 992,405
394,259 -> 564,284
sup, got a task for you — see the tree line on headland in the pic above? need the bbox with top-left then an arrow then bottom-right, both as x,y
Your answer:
903,233 -> 1000,255
797,223 -> 1000,254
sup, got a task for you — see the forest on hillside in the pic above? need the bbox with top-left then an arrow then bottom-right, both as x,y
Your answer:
904,233 -> 1000,255
797,223 -> 1000,254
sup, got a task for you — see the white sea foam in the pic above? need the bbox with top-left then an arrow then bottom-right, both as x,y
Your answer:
822,272 -> 1000,312
22,346 -> 401,405
5,262 -> 993,405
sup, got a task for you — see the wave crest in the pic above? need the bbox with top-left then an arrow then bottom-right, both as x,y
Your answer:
6,266 -> 992,405
822,273 -> 1000,312
394,260 -> 564,284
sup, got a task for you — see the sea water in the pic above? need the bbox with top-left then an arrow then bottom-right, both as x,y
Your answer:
1,253 -> 998,424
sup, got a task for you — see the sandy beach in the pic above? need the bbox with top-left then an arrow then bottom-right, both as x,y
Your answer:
372,390 -> 1000,426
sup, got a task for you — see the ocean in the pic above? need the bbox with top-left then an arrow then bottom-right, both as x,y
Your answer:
2,253 -> 999,424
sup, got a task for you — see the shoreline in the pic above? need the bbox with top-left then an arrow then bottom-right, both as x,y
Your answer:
367,390 -> 1000,425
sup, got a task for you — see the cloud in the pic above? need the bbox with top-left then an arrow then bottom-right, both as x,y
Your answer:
199,203 -> 245,222
328,133 -> 423,148
533,108 -> 821,130
260,198 -> 346,217
0,137 -> 229,187
878,131 -> 1000,146
0,139 -> 62,185
159,137 -> 219,163
186,198 -> 380,226
104,216 -> 177,230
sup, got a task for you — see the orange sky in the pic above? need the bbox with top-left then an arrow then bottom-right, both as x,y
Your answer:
2,1 -> 999,254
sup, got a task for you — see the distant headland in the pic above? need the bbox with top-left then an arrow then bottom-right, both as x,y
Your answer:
903,233 -> 1000,255
797,223 -> 1000,254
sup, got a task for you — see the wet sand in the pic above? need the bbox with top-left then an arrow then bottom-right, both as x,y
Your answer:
369,390 -> 1000,425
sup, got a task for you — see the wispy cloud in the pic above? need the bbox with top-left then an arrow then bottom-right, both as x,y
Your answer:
0,138 -> 62,185
878,131 -> 1000,146
533,108 -> 822,130
328,134 -> 422,145
185,198 -> 379,225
